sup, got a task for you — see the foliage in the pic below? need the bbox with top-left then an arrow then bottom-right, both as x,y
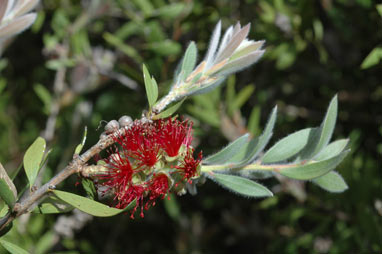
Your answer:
0,0 -> 381,253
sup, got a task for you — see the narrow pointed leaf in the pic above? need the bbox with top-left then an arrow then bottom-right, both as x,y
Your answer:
205,21 -> 221,69
33,196 -> 74,214
262,128 -> 312,163
181,42 -> 197,81
23,136 -> 46,188
209,173 -> 273,198
215,23 -> 250,62
152,98 -> 185,119
203,134 -> 251,165
230,40 -> 265,61
74,126 -> 87,155
236,106 -> 277,167
142,64 -> 158,108
0,162 -> 17,208
0,239 -> 30,254
279,150 -> 349,180
217,137 -> 257,166
312,95 -> 338,156
53,190 -> 136,217
312,171 -> 348,193
217,50 -> 265,76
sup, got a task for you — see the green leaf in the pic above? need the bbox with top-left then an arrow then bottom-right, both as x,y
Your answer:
237,106 -> 277,166
279,150 -> 349,180
360,47 -> 382,69
34,84 -> 52,115
298,97 -> 338,160
0,239 -> 30,254
152,98 -> 186,120
143,64 -> 158,108
262,128 -> 312,163
229,84 -> 255,115
146,40 -> 181,56
103,32 -> 142,62
203,134 -> 251,165
377,4 -> 382,17
74,126 -> 87,155
0,179 -> 16,209
181,42 -> 197,81
209,173 -> 273,198
312,171 -> 348,193
52,190 -> 136,217
312,95 -> 338,156
23,137 -> 46,188
0,163 -> 17,208
81,178 -> 96,200
247,106 -> 261,136
33,196 -> 73,214
156,3 -> 185,19
314,139 -> 349,161
35,231 -> 55,254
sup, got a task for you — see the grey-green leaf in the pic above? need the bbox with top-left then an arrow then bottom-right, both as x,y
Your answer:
279,150 -> 349,180
0,239 -> 30,254
23,137 -> 46,188
74,126 -> 87,155
209,173 -> 273,198
262,128 -> 312,163
33,196 -> 74,214
0,162 -> 17,208
203,134 -> 251,165
152,98 -> 186,120
143,64 -> 158,108
314,139 -> 349,161
181,42 -> 197,81
312,171 -> 348,193
236,106 -> 277,167
312,95 -> 338,156
53,190 -> 136,217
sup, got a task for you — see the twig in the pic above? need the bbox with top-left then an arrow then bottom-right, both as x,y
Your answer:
0,129 -> 121,231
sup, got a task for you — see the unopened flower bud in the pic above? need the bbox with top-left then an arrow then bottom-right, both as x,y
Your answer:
105,120 -> 119,133
118,115 -> 133,127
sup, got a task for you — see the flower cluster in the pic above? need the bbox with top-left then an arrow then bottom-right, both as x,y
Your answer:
95,118 -> 202,218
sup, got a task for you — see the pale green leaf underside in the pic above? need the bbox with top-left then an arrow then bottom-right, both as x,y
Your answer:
210,173 -> 273,198
279,150 -> 349,180
312,171 -> 348,193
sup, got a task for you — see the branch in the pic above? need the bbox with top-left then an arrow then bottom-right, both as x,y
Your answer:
0,128 -> 121,231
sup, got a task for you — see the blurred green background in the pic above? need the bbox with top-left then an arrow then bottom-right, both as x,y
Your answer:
0,0 -> 381,253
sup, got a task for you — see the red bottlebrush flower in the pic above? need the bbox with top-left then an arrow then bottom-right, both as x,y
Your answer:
148,174 -> 170,206
99,148 -> 147,217
100,149 -> 134,198
157,118 -> 193,157
175,149 -> 202,182
121,184 -> 146,219
113,121 -> 160,168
